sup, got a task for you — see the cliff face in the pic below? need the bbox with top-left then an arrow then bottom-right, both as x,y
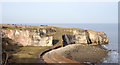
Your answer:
87,30 -> 109,44
2,28 -> 55,46
73,30 -> 90,44
62,29 -> 109,45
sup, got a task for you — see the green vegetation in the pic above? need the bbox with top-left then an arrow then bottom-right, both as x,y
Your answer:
12,46 -> 50,58
8,46 -> 50,63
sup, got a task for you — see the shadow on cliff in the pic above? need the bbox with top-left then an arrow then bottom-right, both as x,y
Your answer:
2,37 -> 23,64
62,35 -> 75,46
52,40 -> 59,46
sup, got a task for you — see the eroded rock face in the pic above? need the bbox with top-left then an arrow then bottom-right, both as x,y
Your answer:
62,29 -> 108,45
73,30 -> 91,44
2,28 -> 55,46
87,30 -> 109,44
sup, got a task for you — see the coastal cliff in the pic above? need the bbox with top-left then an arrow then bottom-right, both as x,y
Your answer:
1,24 -> 109,46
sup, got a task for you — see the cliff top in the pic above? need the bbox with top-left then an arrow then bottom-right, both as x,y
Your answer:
1,24 -> 84,31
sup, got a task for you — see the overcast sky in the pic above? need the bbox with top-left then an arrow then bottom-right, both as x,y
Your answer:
1,0 -> 119,2
2,2 -> 118,24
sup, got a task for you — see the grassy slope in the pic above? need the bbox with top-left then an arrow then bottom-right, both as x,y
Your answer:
8,46 -> 50,63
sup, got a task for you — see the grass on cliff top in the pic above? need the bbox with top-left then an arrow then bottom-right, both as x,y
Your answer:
1,24 -> 84,30
1,24 -> 49,30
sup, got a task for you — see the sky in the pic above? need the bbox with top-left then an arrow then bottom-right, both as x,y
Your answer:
1,0 -> 119,2
2,2 -> 118,24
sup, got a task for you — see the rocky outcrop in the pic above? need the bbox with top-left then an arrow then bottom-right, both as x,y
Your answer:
87,30 -> 109,44
62,29 -> 108,45
1,27 -> 56,46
